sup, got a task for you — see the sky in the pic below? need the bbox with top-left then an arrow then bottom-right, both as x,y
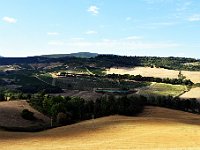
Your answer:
0,0 -> 200,58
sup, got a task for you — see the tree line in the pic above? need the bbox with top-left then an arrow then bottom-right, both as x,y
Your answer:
1,90 -> 199,127
29,93 -> 199,126
29,94 -> 146,125
105,73 -> 194,86
146,96 -> 200,113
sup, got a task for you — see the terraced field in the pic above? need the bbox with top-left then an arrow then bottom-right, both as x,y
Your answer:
1,106 -> 200,149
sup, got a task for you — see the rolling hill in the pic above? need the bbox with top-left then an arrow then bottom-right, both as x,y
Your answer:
1,106 -> 200,149
0,100 -> 50,131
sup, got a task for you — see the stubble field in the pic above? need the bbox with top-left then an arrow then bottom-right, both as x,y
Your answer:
1,106 -> 200,150
106,67 -> 200,84
180,87 -> 200,100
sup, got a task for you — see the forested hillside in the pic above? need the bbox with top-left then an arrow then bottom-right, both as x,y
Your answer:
0,54 -> 199,71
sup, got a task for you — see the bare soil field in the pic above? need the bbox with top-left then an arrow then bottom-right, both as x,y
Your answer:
107,67 -> 200,83
0,100 -> 50,129
1,106 -> 200,149
180,87 -> 200,100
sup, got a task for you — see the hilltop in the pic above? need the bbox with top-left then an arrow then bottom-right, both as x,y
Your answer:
41,52 -> 98,58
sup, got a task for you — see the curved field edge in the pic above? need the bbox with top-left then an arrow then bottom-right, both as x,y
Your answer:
1,106 -> 200,149
180,87 -> 200,100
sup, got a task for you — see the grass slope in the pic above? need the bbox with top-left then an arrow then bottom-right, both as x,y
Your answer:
138,83 -> 187,97
1,106 -> 200,149
0,100 -> 50,130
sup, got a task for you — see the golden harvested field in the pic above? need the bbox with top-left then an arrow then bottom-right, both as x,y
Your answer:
1,106 -> 200,149
0,100 -> 50,129
106,67 -> 200,83
180,87 -> 200,100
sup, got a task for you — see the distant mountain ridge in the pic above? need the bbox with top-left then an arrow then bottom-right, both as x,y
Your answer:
41,52 -> 98,58
0,52 -> 199,71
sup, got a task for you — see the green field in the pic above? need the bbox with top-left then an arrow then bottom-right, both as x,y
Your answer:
37,73 -> 54,84
138,83 -> 187,97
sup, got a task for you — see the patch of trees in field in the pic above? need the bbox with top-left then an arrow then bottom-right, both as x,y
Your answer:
106,73 -> 194,86
29,94 -> 146,125
0,85 -> 62,101
29,93 -> 200,127
0,89 -> 31,101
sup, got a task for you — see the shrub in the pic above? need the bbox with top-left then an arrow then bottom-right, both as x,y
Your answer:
21,109 -> 36,120
56,112 -> 72,125
0,93 -> 5,101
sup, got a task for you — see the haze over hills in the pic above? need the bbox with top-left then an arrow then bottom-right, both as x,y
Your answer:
41,52 -> 98,58
0,51 -> 199,60
0,52 -> 199,71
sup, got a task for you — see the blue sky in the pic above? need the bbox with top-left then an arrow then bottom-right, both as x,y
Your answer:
0,0 -> 200,58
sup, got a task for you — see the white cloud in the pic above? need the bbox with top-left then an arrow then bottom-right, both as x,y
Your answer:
51,39 -> 180,54
2,16 -> 17,23
176,1 -> 191,12
102,39 -> 114,42
85,30 -> 98,35
43,37 -> 185,57
71,37 -> 85,41
87,6 -> 99,15
47,32 -> 59,35
48,41 -> 64,46
125,36 -> 143,40
137,22 -> 177,29
188,14 -> 200,21
126,17 -> 132,21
